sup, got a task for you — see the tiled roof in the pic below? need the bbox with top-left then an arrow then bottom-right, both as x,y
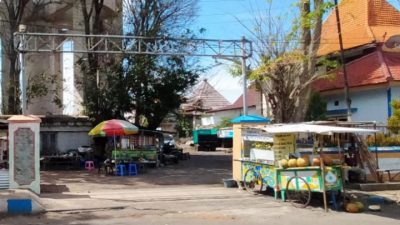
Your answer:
314,46 -> 400,92
181,80 -> 230,112
209,88 -> 259,112
318,0 -> 400,56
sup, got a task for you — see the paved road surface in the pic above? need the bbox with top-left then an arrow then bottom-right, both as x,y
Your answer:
1,150 -> 399,225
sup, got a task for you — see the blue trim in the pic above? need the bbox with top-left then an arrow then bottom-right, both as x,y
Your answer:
326,108 -> 357,116
7,199 -> 32,214
387,88 -> 392,117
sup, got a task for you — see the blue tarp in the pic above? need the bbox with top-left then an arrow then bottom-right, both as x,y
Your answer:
231,115 -> 270,124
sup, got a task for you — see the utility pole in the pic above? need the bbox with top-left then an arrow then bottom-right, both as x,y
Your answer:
334,0 -> 352,121
241,37 -> 248,116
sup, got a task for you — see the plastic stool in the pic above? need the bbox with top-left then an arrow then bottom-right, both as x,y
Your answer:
85,161 -> 95,171
128,163 -> 137,176
115,164 -> 126,176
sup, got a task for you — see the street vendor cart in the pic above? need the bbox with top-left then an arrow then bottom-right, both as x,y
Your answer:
237,123 -> 378,211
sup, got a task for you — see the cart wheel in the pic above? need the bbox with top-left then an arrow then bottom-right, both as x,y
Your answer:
285,176 -> 311,208
243,168 -> 263,194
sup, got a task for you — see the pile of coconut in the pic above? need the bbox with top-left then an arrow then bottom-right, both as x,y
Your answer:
279,155 -> 336,168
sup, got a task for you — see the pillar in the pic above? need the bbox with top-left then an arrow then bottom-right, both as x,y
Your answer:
8,115 -> 41,194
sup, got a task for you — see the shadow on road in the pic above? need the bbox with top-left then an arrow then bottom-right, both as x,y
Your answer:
40,152 -> 232,193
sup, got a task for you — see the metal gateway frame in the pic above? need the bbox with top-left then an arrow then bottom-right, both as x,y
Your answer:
14,32 -> 253,115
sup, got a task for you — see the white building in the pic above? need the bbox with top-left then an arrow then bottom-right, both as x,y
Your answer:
203,87 -> 268,127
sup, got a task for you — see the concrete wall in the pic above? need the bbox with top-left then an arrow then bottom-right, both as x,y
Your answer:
40,116 -> 92,154
56,131 -> 91,153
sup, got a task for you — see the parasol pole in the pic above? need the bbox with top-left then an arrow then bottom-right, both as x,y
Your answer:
114,130 -> 116,164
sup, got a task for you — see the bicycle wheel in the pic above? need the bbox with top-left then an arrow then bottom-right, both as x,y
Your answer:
285,176 -> 311,208
243,168 -> 263,194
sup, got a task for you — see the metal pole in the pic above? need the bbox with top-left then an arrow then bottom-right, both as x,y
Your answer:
334,0 -> 352,121
20,33 -> 27,115
374,122 -> 379,169
241,37 -> 248,116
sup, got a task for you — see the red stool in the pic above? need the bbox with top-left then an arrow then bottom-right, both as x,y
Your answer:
85,161 -> 95,171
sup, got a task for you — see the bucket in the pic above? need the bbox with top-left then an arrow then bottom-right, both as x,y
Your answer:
222,179 -> 237,188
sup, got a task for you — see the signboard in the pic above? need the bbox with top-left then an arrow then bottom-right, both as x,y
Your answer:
242,129 -> 273,143
218,129 -> 234,138
272,134 -> 295,161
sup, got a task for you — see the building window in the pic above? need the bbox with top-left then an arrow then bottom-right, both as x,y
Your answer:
334,100 -> 339,106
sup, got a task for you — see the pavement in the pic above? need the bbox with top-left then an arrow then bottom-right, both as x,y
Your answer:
0,149 -> 399,224
0,189 -> 44,214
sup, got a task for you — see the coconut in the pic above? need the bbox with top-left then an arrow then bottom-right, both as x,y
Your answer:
297,156 -> 310,167
322,156 -> 333,166
280,159 -> 288,168
354,202 -> 364,211
345,203 -> 359,213
288,159 -> 297,167
312,157 -> 321,166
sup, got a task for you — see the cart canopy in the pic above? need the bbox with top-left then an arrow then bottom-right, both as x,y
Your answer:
262,123 -> 379,135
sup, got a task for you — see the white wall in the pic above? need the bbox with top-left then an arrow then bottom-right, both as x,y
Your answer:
202,107 -> 258,127
324,88 -> 388,124
390,86 -> 400,102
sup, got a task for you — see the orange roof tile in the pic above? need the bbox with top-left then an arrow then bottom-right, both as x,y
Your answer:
318,0 -> 400,56
314,46 -> 400,91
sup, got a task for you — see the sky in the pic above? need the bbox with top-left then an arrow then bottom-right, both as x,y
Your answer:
193,0 -> 294,103
192,0 -> 400,103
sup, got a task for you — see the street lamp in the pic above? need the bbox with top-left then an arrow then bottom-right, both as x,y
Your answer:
213,37 -> 250,116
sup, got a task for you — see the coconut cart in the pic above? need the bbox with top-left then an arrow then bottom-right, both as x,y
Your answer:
239,123 -> 378,211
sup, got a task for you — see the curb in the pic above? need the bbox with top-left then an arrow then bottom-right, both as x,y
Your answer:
0,198 -> 45,214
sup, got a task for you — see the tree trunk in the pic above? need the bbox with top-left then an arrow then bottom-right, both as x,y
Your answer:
294,0 -> 323,122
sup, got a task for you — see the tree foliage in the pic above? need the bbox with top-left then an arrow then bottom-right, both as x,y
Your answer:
305,92 -> 327,121
214,117 -> 233,129
388,99 -> 400,134
0,0 -> 63,114
79,0 -> 200,128
175,111 -> 193,137
242,0 -> 331,123
0,0 -> 31,114
122,0 -> 200,129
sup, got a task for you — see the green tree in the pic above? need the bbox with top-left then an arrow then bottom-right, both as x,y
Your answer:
124,0 -> 200,129
175,111 -> 193,137
79,60 -> 131,123
79,0 -> 200,128
305,92 -> 327,121
0,0 -> 62,114
388,99 -> 400,134
215,117 -> 233,129
238,0 -> 332,122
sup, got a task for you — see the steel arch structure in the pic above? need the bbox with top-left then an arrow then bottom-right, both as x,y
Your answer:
14,32 -> 253,115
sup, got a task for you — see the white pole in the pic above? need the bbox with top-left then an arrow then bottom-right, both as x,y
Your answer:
20,33 -> 27,115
